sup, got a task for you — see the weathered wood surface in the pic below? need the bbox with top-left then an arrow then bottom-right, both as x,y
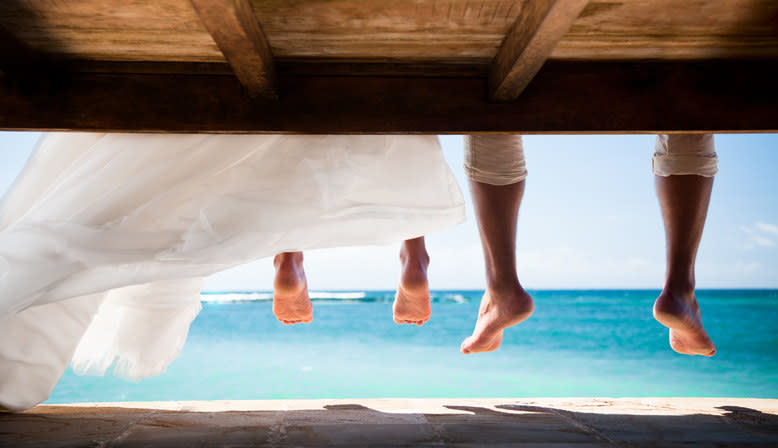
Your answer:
556,0 -> 778,60
0,0 -> 223,62
489,0 -> 589,101
189,0 -> 277,98
1,0 -> 777,132
2,61 -> 776,133
0,1 -> 776,65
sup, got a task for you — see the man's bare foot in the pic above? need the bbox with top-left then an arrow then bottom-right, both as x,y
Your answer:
393,249 -> 431,326
461,285 -> 534,354
653,290 -> 716,356
273,252 -> 313,325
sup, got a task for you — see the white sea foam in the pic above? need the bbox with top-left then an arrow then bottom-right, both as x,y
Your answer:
446,293 -> 467,303
309,292 -> 367,300
200,292 -> 273,303
200,291 -> 368,302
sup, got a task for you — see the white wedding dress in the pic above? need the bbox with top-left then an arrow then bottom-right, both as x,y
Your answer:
0,133 -> 464,411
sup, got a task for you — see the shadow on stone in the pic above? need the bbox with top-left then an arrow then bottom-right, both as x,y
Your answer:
1,401 -> 777,447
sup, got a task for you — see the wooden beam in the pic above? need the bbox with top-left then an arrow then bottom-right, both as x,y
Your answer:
188,0 -> 277,99
489,0 -> 589,102
1,61 -> 777,133
0,25 -> 66,95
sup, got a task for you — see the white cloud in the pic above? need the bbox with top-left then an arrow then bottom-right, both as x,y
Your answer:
756,221 -> 778,236
753,236 -> 776,248
740,261 -> 764,274
742,222 -> 778,249
516,246 -> 664,289
696,260 -> 768,287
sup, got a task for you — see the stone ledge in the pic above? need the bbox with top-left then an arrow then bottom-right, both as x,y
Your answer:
2,398 -> 777,447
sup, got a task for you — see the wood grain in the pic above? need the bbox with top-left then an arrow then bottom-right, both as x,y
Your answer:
249,0 -> 520,63
554,0 -> 778,59
0,1 -> 223,62
189,0 -> 277,98
2,61 -> 776,133
0,1 -> 776,65
489,0 -> 589,102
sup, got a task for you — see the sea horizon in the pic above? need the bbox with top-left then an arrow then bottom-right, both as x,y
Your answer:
201,288 -> 778,295
48,289 -> 778,404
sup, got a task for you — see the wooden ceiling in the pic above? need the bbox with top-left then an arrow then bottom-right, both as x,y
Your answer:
1,0 -> 777,133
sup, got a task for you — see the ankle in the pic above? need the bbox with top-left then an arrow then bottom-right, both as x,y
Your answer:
663,275 -> 695,299
485,277 -> 523,297
400,247 -> 430,268
274,252 -> 303,269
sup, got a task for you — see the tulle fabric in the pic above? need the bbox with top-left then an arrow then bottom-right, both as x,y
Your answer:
0,133 -> 464,410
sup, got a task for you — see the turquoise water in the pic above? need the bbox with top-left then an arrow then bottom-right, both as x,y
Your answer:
47,290 -> 778,403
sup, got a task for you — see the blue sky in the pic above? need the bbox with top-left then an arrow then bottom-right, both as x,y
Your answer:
1,132 -> 777,290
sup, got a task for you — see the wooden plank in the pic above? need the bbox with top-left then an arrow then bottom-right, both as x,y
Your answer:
188,0 -> 277,98
65,59 -> 486,77
1,61 -> 777,133
250,0 -> 520,62
3,0 -> 778,66
554,0 -> 778,60
0,0 -> 224,63
0,25 -> 66,95
2,1 -> 777,66
0,26 -> 34,87
489,0 -> 590,101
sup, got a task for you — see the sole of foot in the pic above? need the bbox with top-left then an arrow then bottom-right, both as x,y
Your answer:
393,284 -> 431,326
460,287 -> 534,354
653,291 -> 716,356
393,249 -> 431,326
273,286 -> 313,325
273,256 -> 313,325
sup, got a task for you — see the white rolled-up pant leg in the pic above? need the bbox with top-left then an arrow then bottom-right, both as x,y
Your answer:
464,135 -> 527,185
652,134 -> 718,177
466,134 -> 715,181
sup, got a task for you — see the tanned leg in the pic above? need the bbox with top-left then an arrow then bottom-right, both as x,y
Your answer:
393,237 -> 432,326
272,251 -> 313,325
653,175 -> 716,356
461,180 -> 534,354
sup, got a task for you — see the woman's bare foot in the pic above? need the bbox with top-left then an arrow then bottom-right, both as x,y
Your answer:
461,285 -> 534,354
653,290 -> 716,356
272,252 -> 313,325
393,243 -> 431,326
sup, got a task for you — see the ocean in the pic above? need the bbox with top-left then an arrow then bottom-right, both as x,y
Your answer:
47,290 -> 778,404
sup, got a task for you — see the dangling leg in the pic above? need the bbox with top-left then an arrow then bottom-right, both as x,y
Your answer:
652,134 -> 718,356
460,135 -> 534,354
273,251 -> 313,325
393,237 -> 431,326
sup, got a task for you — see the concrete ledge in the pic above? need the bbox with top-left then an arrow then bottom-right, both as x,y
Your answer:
2,398 -> 777,447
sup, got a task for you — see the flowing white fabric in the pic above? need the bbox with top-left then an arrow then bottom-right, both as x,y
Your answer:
0,133 -> 464,411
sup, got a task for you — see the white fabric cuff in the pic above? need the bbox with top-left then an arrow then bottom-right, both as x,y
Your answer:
652,153 -> 719,177
464,135 -> 528,186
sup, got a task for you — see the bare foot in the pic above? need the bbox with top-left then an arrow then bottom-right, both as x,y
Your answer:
272,252 -> 313,325
393,251 -> 431,326
461,285 -> 534,354
654,290 -> 716,356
